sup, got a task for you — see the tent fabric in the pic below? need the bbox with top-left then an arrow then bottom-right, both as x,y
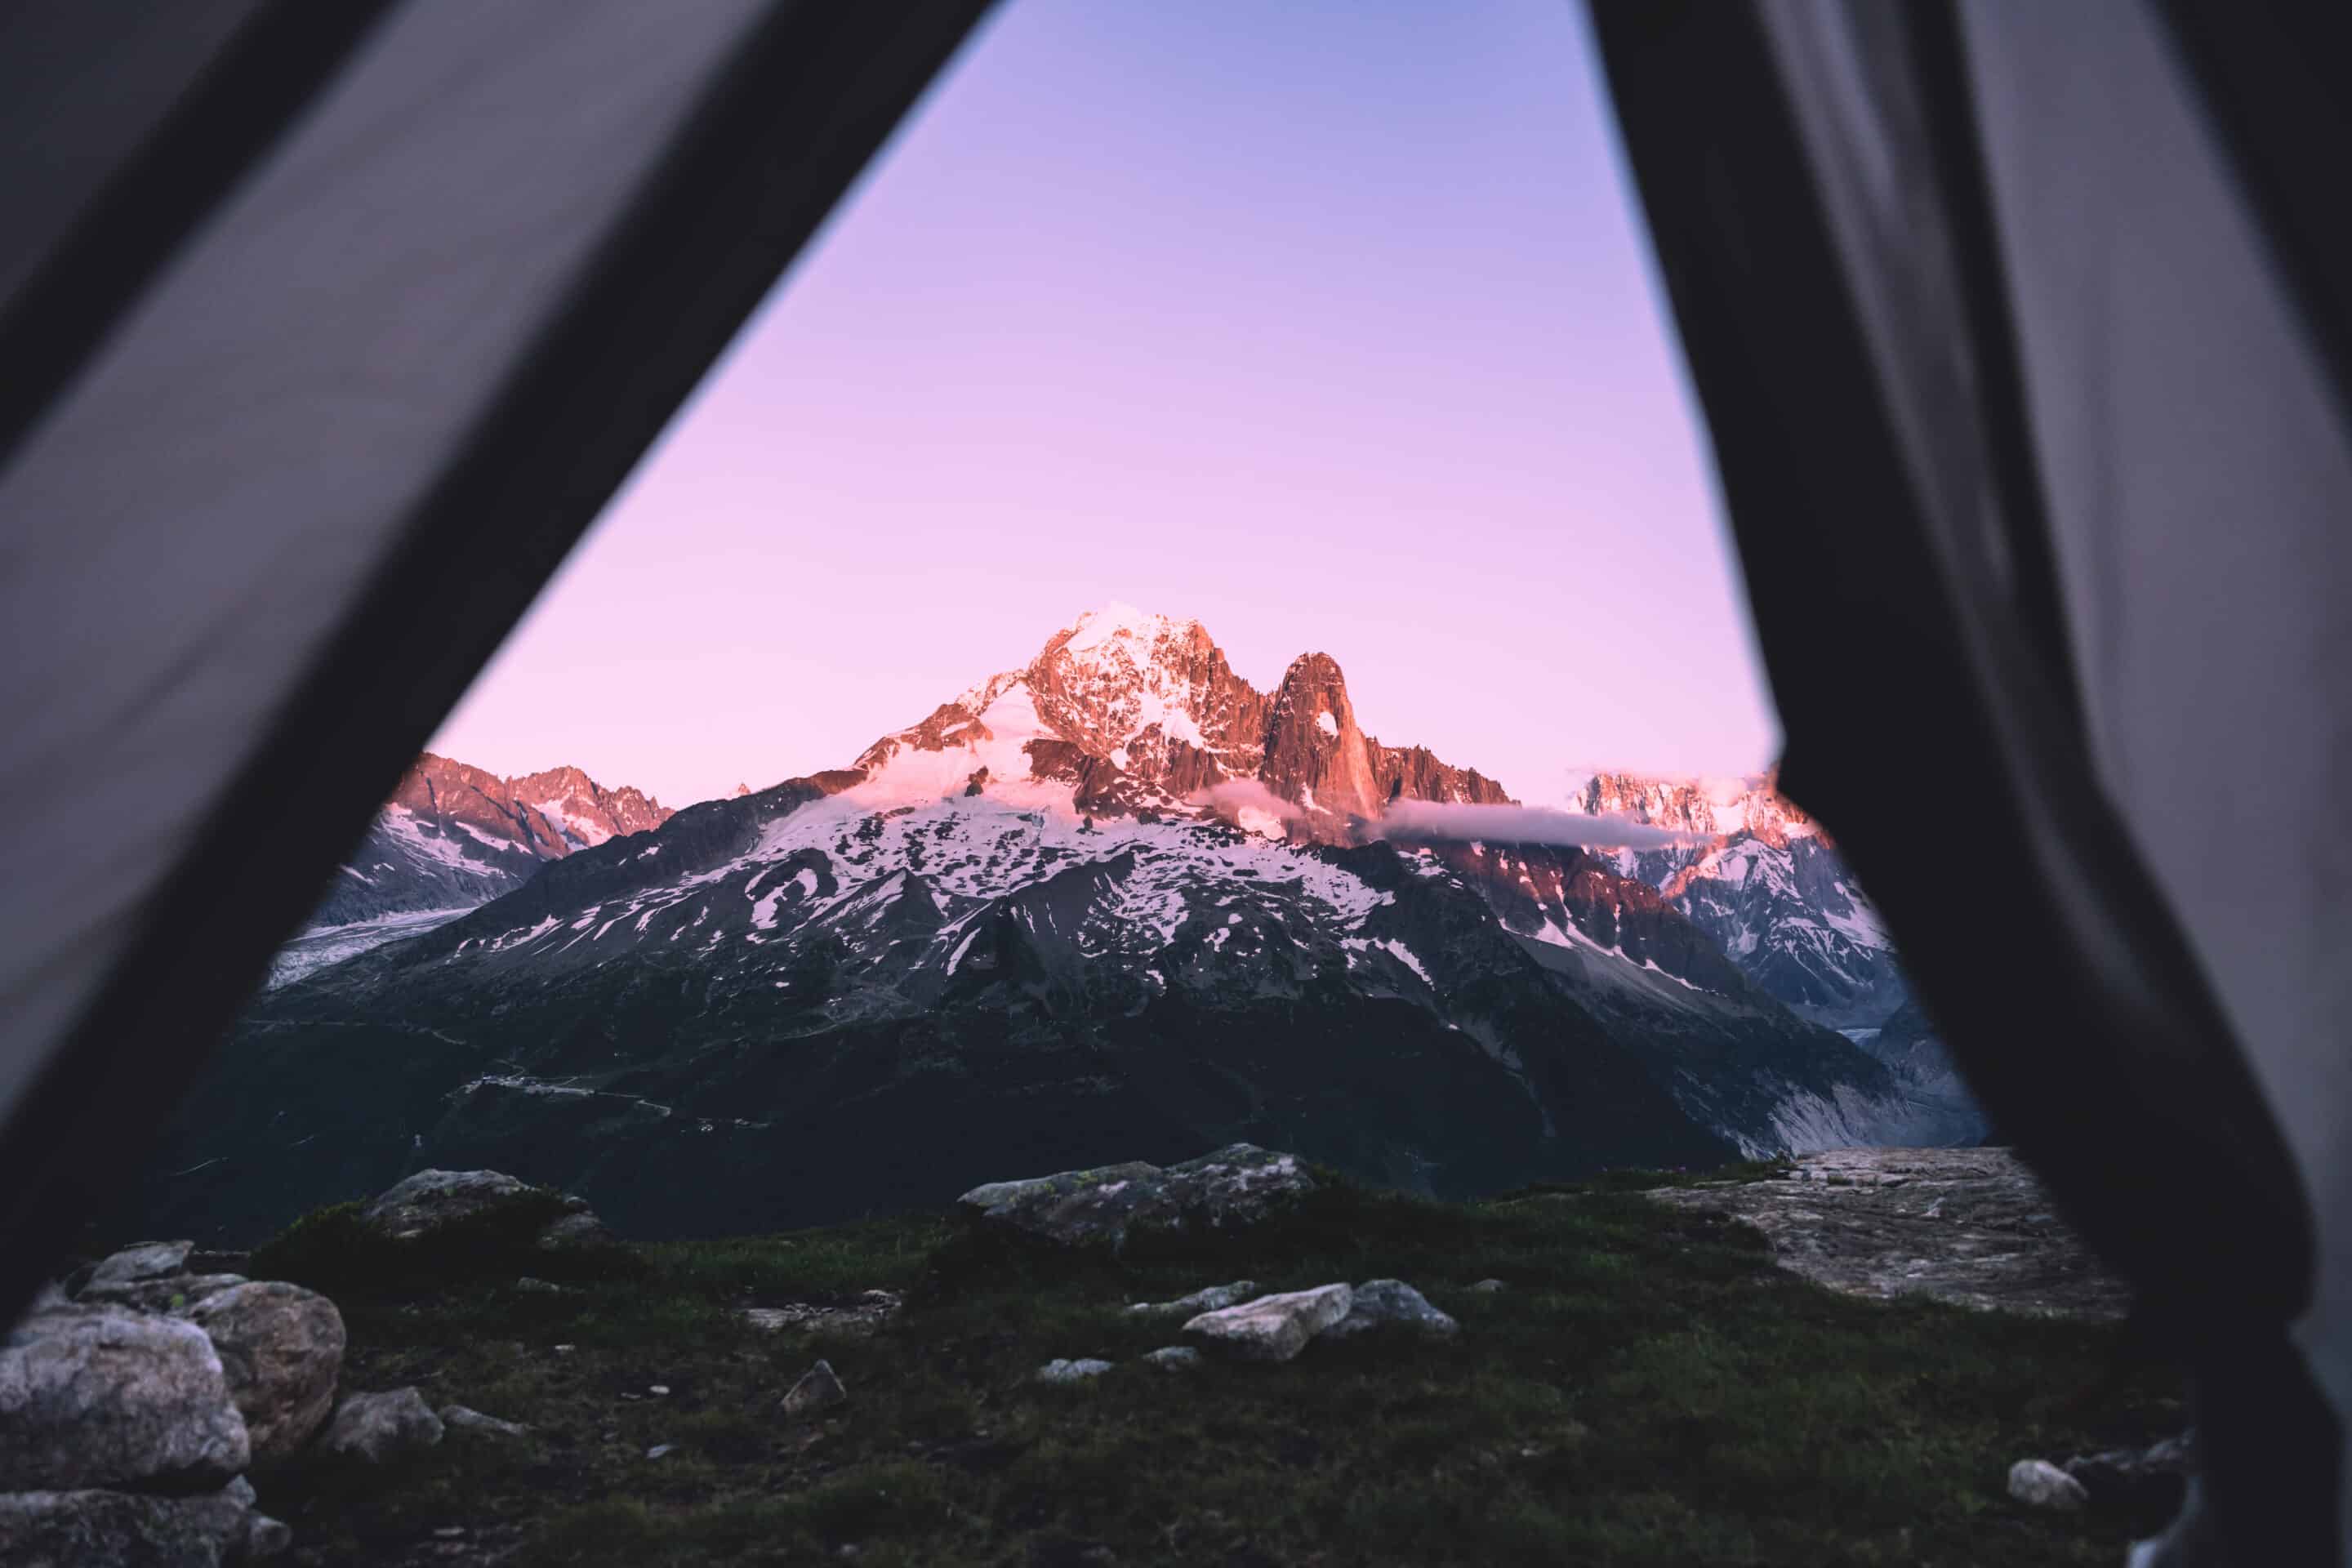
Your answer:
1592,0 -> 2347,1561
0,0 -> 399,471
5,0 -> 2346,1557
0,0 -> 995,1324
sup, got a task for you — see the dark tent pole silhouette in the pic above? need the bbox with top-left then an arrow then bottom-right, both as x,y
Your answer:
1592,3 -> 2351,1561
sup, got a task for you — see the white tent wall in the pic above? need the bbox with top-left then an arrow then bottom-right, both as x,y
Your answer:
0,0 -> 995,1321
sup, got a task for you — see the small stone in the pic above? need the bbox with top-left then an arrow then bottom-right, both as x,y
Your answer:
2008,1458 -> 2089,1510
782,1360 -> 847,1415
439,1405 -> 532,1442
1127,1280 -> 1259,1316
1467,1279 -> 1508,1294
1035,1358 -> 1114,1383
318,1388 -> 445,1465
537,1212 -> 621,1252
551,1344 -> 576,1356
78,1273 -> 250,1314
434,1526 -> 467,1539
514,1276 -> 568,1294
1183,1285 -> 1353,1364
1323,1279 -> 1459,1339
645,1444 -> 675,1460
1142,1347 -> 1202,1373
84,1241 -> 194,1292
246,1510 -> 295,1558
649,1384 -> 670,1396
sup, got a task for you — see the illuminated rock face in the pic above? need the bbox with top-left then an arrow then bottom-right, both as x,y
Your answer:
171,606 -> 1966,1246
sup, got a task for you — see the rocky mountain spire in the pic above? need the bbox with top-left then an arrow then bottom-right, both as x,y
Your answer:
1259,652 -> 1383,822
850,605 -> 1510,835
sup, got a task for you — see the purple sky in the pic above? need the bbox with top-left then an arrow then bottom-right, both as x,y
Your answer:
430,0 -> 1779,810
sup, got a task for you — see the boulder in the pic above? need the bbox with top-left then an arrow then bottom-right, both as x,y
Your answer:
318,1388 -> 443,1465
83,1242 -> 194,1294
359,1169 -> 613,1252
0,1302 -> 249,1490
782,1361 -> 847,1416
1127,1281 -> 1258,1316
2008,1458 -> 2089,1510
1183,1285 -> 1353,1364
439,1405 -> 531,1442
1323,1280 -> 1459,1340
1142,1347 -> 1203,1373
957,1145 -> 1313,1253
78,1275 -> 250,1316
188,1283 -> 345,1466
0,1483 -> 262,1566
1035,1359 -> 1114,1384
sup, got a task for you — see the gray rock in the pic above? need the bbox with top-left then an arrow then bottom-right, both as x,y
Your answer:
1183,1285 -> 1353,1364
1465,1279 -> 1507,1295
0,1302 -> 249,1490
736,1290 -> 901,1337
359,1169 -> 614,1254
782,1360 -> 847,1416
1646,1148 -> 2132,1321
535,1211 -> 620,1252
1142,1347 -> 1202,1373
957,1145 -> 1313,1253
1127,1281 -> 1258,1316
644,1444 -> 675,1460
439,1405 -> 532,1442
2008,1458 -> 2089,1510
188,1282 -> 345,1467
84,1242 -> 194,1294
77,1275 -> 250,1315
318,1388 -> 443,1464
0,1484 -> 258,1566
245,1509 -> 294,1559
1323,1279 -> 1459,1339
1035,1359 -> 1114,1384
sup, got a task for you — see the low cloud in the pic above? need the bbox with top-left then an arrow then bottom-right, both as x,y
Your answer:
1187,779 -> 1303,821
1372,800 -> 1710,850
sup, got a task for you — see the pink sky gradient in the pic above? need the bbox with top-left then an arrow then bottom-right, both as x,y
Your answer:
430,0 -> 1779,810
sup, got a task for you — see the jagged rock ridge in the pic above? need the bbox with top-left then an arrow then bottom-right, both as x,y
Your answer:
271,755 -> 673,987
169,607 -> 1947,1243
1569,770 -> 1986,1143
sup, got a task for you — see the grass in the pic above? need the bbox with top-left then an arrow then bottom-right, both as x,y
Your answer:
253,1167 -> 2180,1566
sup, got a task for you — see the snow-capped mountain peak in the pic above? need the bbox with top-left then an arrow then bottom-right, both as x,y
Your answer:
855,608 -> 1509,833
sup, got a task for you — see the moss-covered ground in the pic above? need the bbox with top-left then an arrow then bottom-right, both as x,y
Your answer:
255,1164 -> 2180,1566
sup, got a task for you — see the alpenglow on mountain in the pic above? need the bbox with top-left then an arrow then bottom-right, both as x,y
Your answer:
267,755 -> 672,987
147,606 -> 1977,1242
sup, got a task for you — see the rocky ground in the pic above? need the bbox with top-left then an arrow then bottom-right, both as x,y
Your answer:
1641,1147 -> 2133,1320
14,1151 -> 2182,1566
